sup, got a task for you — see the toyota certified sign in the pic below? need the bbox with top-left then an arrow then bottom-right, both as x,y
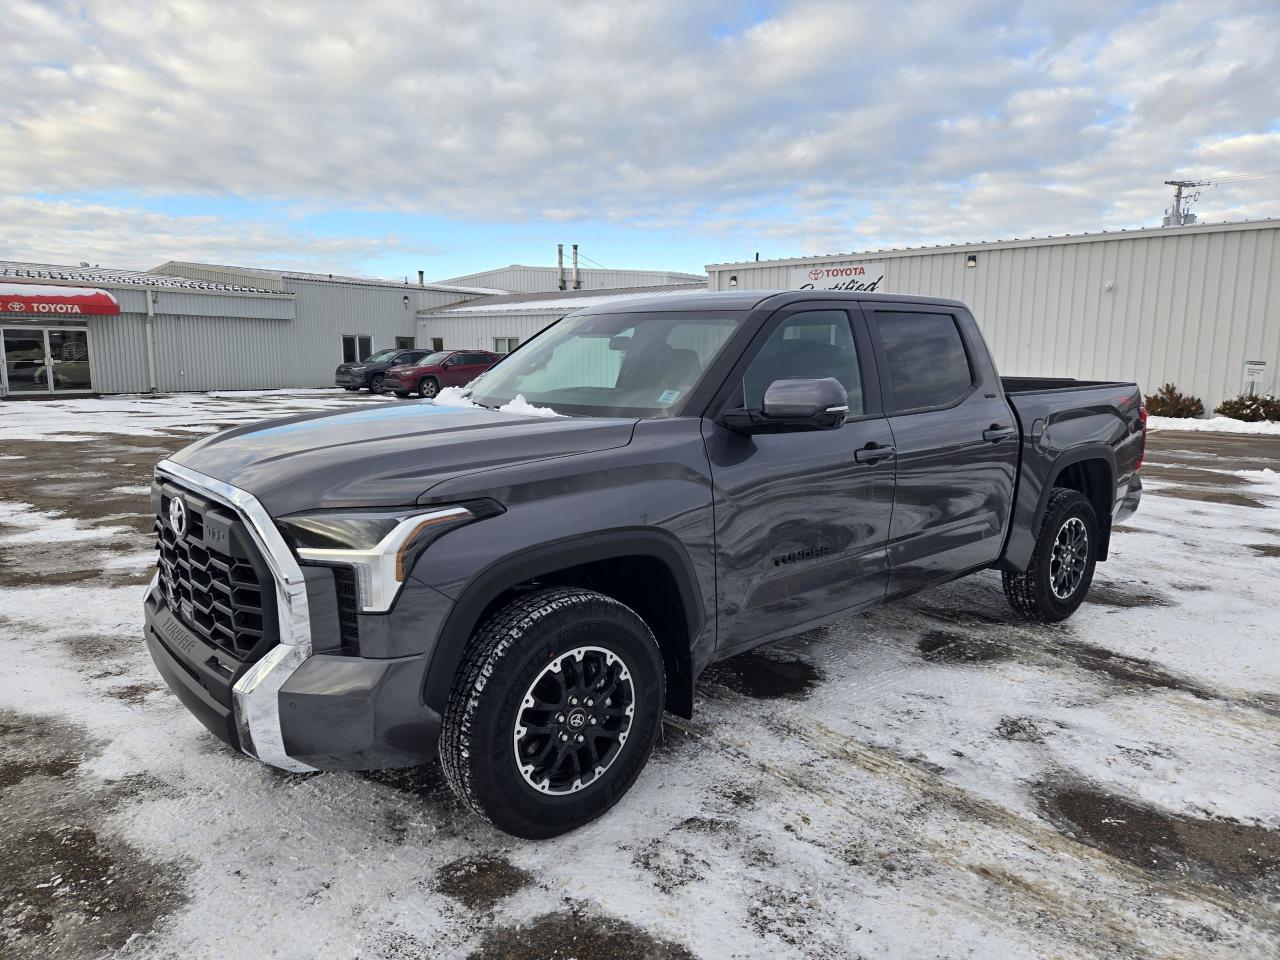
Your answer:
0,283 -> 120,316
790,263 -> 887,292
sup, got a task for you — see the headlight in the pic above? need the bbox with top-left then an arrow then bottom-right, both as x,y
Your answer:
277,500 -> 501,612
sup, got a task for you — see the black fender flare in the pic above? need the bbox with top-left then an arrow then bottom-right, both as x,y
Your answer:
420,528 -> 706,715
1037,444 -> 1116,550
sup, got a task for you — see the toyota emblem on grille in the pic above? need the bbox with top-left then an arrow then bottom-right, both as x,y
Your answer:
168,496 -> 188,537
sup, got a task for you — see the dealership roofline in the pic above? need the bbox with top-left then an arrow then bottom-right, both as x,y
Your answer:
705,217 -> 1280,271
420,282 -> 708,316
1,260 -> 292,297
156,260 -> 502,295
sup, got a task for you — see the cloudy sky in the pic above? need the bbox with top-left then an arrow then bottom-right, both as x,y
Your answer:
2,0 -> 1278,280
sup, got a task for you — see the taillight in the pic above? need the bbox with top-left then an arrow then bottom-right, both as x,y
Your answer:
1135,403 -> 1148,471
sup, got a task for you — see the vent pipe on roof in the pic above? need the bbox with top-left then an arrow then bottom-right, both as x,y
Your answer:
572,244 -> 581,290
417,270 -> 424,287
557,244 -> 566,290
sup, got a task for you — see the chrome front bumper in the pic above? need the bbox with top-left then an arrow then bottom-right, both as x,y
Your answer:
150,459 -> 317,773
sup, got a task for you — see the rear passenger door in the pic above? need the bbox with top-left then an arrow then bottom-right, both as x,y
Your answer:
703,305 -> 896,652
865,305 -> 1018,595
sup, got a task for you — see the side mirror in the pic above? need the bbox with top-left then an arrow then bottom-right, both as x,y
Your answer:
721,378 -> 849,433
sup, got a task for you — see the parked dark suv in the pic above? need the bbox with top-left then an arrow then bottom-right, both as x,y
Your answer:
334,348 -> 429,393
382,350 -> 501,398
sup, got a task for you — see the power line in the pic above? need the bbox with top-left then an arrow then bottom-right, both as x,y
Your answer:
575,249 -> 609,270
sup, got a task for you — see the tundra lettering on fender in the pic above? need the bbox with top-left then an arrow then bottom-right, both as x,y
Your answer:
144,289 -> 1144,838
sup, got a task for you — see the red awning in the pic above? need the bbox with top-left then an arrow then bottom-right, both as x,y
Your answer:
0,283 -> 121,317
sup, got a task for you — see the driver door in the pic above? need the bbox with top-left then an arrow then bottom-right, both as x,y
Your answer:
701,305 -> 896,652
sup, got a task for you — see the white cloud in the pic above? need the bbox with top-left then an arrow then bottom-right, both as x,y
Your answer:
0,0 -> 1277,265
0,197 -> 422,272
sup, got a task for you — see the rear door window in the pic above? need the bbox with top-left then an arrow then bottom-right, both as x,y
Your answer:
871,312 -> 973,412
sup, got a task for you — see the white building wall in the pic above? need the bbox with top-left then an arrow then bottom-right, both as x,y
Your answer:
419,312 -> 560,352
706,220 -> 1280,406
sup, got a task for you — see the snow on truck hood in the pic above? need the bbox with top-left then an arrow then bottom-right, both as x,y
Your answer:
168,400 -> 635,515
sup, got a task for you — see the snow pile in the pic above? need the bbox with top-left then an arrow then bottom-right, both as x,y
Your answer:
498,393 -> 565,418
430,386 -> 477,408
431,387 -> 564,418
1148,415 -> 1280,435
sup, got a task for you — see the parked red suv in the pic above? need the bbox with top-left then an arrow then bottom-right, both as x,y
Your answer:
382,349 -> 502,398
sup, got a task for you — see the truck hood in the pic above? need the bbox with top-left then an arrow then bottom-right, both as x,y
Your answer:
168,401 -> 636,515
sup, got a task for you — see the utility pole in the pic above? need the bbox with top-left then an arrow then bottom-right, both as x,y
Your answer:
1163,179 -> 1211,227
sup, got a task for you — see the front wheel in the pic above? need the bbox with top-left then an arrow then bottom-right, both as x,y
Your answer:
1003,488 -> 1099,622
440,588 -> 664,839
417,377 -> 439,399
368,374 -> 385,393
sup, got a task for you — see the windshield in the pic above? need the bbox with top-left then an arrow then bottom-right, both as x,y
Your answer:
363,349 -> 399,364
468,310 -> 743,417
416,351 -> 450,367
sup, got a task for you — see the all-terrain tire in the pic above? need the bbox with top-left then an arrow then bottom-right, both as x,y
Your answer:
440,587 -> 665,839
1003,488 -> 1099,623
418,377 -> 439,399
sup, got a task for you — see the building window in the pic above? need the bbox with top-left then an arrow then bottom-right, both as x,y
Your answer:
342,335 -> 373,363
494,337 -> 519,354
395,336 -> 415,349
431,337 -> 444,351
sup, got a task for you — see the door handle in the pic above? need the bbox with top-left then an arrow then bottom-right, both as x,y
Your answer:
982,424 -> 1018,443
855,443 -> 896,464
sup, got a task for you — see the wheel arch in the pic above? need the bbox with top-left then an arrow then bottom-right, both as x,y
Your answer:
422,529 -> 706,719
1041,446 -> 1115,559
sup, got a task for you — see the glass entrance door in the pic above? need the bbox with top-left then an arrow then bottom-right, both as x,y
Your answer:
47,329 -> 92,392
2,328 -> 49,394
1,327 -> 94,395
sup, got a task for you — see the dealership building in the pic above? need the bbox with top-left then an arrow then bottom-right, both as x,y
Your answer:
5,217 -> 1278,405
707,218 -> 1280,407
0,260 -> 505,398
0,257 -> 707,398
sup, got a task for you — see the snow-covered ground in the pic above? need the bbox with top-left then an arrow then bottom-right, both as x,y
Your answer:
1148,414 -> 1280,435
1,392 -> 1278,960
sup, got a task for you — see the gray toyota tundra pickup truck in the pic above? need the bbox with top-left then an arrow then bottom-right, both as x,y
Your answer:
144,290 -> 1145,837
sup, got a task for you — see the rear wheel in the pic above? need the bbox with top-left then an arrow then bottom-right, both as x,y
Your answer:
368,374 -> 385,393
1003,488 -> 1099,622
418,377 -> 440,399
440,588 -> 664,839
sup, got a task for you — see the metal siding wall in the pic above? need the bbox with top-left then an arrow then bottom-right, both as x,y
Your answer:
86,314 -> 150,392
707,225 -> 1280,404
420,312 -> 560,350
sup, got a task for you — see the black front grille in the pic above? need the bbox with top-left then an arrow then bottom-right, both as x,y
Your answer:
154,482 -> 276,661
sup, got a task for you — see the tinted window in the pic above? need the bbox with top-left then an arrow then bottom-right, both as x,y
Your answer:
873,312 -> 972,412
417,351 -> 450,366
734,310 -> 863,415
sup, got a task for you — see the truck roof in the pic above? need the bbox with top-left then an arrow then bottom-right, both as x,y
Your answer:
581,289 -> 970,313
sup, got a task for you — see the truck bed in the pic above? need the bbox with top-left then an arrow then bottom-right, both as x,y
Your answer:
1001,376 -> 1133,395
